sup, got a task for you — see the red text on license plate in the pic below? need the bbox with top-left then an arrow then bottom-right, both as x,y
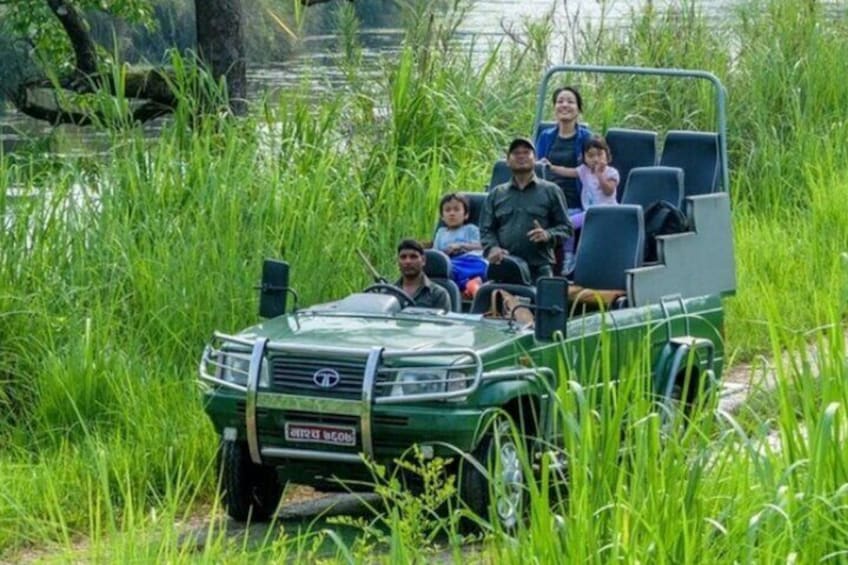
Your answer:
284,422 -> 357,447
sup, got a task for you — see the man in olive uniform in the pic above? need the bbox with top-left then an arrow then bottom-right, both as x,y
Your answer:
480,137 -> 572,281
394,239 -> 451,310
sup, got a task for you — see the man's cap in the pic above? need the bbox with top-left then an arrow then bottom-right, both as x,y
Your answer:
508,136 -> 536,154
397,238 -> 424,255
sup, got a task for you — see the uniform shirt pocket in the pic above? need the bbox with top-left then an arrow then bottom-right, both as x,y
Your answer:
526,205 -> 549,224
494,202 -> 516,222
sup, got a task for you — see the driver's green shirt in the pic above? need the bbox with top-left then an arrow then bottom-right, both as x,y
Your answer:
394,275 -> 451,310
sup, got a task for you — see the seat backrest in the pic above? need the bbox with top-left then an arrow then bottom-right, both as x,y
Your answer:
423,249 -> 461,312
460,192 -> 486,227
486,255 -> 531,286
572,205 -> 645,291
621,166 -> 684,210
659,130 -> 720,196
470,283 -> 537,314
487,159 -> 547,191
604,128 -> 658,201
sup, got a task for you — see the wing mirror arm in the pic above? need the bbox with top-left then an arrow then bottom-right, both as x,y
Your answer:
255,284 -> 299,313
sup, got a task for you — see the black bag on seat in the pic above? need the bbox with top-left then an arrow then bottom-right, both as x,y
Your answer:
643,200 -> 689,262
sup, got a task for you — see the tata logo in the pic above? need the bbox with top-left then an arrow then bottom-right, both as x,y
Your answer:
312,368 -> 341,389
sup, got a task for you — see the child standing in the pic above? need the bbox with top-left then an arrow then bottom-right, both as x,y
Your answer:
562,135 -> 620,274
433,193 -> 487,297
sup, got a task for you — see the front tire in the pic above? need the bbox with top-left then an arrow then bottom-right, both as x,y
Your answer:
219,439 -> 283,522
460,417 -> 526,531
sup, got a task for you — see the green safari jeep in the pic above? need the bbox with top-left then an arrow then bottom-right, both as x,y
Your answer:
198,65 -> 736,528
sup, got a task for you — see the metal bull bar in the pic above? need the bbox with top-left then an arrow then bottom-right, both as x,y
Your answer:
199,332 -> 483,465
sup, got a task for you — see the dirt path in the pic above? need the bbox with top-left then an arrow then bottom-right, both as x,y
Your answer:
716,357 -> 771,414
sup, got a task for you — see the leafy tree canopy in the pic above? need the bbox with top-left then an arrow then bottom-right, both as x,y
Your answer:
3,0 -> 155,73
1,0 -> 354,125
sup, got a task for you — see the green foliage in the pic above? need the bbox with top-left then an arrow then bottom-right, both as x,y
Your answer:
4,0 -> 154,73
328,446 -> 459,560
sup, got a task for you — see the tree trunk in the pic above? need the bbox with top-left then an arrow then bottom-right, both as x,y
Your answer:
195,0 -> 247,115
46,0 -> 99,77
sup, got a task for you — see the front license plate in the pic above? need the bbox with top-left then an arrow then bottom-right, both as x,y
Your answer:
284,422 -> 357,447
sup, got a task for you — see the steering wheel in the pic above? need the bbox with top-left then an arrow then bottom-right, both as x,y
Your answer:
363,284 -> 416,309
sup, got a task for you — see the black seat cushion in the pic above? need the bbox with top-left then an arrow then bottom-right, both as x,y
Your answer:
486,255 -> 531,286
433,279 -> 462,312
424,249 -> 451,279
487,159 -> 548,191
659,130 -> 720,196
424,249 -> 461,312
572,205 -> 645,291
622,166 -> 684,210
461,192 -> 487,227
605,128 -> 658,201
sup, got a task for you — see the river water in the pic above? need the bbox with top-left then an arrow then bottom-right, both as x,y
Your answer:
245,0 -> 733,96
1,0 -> 732,153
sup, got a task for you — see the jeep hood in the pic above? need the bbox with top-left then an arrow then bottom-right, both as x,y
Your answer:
233,312 -> 519,353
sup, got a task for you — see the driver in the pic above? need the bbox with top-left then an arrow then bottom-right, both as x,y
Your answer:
394,239 -> 451,310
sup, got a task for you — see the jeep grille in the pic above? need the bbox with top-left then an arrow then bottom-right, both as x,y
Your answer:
269,355 -> 367,399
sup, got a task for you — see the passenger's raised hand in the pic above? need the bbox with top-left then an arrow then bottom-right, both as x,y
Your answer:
527,219 -> 550,243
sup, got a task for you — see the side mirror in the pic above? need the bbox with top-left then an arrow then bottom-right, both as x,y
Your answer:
535,276 -> 567,341
258,259 -> 290,318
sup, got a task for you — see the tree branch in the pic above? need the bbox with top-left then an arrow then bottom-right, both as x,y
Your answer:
13,91 -> 95,126
46,0 -> 99,76
122,68 -> 177,105
131,101 -> 174,123
12,84 -> 174,127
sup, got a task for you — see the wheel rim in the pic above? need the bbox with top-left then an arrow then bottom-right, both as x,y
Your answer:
493,430 -> 524,529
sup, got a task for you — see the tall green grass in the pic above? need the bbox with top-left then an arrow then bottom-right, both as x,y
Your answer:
1,0 -> 847,560
476,325 -> 848,563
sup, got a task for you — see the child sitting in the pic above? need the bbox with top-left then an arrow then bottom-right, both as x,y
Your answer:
562,135 -> 620,274
432,193 -> 487,297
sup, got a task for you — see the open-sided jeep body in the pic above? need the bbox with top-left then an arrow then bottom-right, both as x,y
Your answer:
199,65 -> 736,525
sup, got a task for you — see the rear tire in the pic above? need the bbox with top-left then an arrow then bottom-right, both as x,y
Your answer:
219,439 -> 283,522
459,416 -> 526,531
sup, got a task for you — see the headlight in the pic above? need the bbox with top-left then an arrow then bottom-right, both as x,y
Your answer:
445,370 -> 472,393
218,351 -> 250,386
217,351 -> 269,387
390,369 -> 471,397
